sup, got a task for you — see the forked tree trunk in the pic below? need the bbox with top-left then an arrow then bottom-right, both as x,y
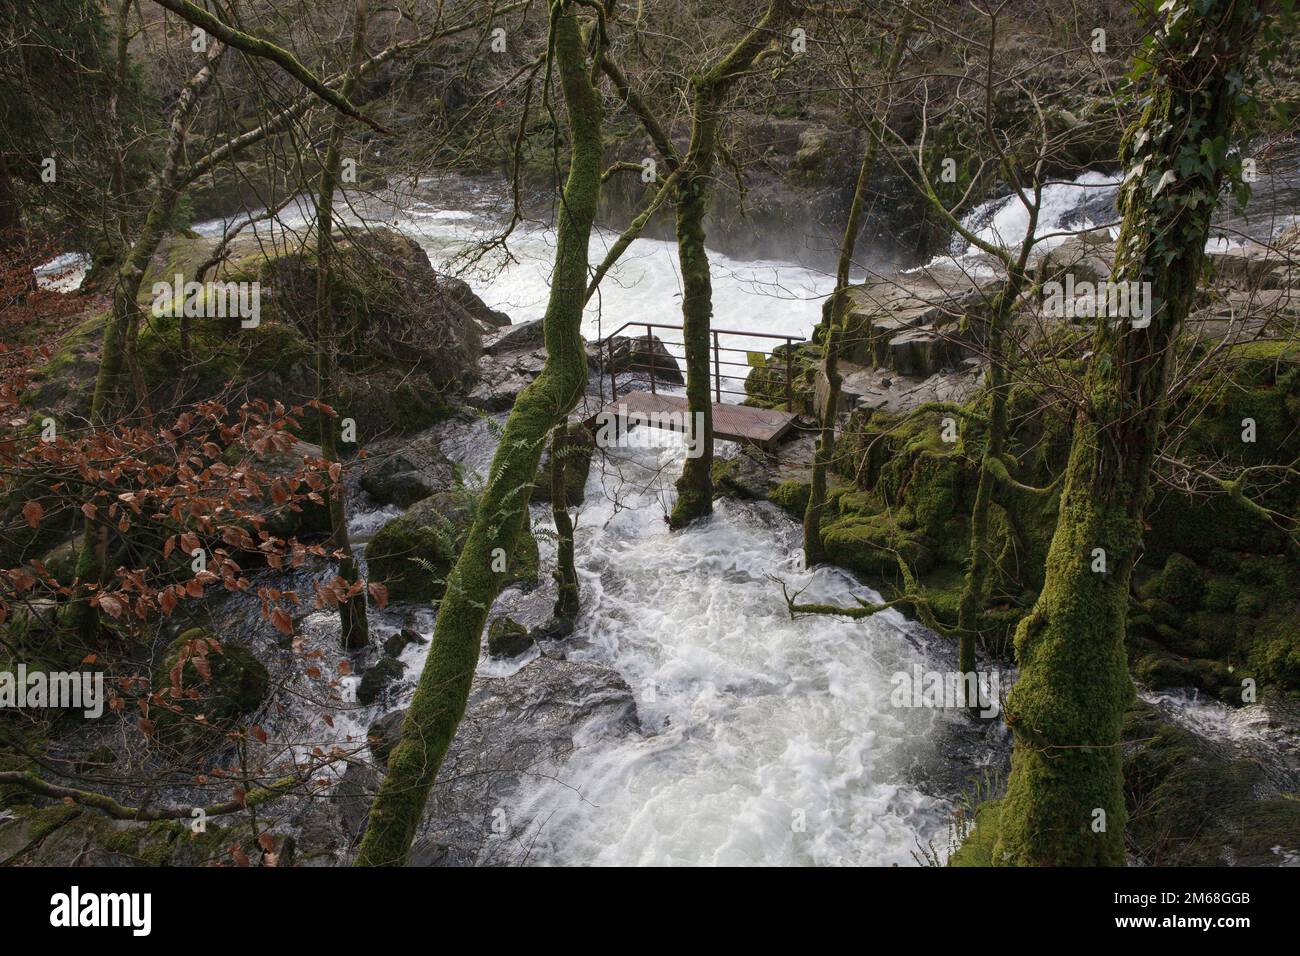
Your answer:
354,1 -> 601,865
314,0 -> 370,650
994,0 -> 1263,866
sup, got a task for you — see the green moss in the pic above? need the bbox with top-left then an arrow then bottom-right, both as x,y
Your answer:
948,800 -> 1003,867
768,479 -> 811,518
152,628 -> 269,751
363,492 -> 467,603
1123,700 -> 1300,865
821,511 -> 934,580
1156,553 -> 1204,611
357,656 -> 406,706
1203,576 -> 1240,612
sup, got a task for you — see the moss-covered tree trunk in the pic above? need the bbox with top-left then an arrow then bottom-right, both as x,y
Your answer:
995,0 -> 1263,866
953,253 -> 1032,697
550,424 -> 580,621
65,44 -> 225,640
668,0 -> 794,528
803,15 -> 912,563
354,1 -> 601,866
314,0 -> 370,650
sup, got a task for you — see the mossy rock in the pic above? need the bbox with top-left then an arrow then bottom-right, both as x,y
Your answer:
487,615 -> 533,658
1203,575 -> 1240,613
152,628 -> 269,751
821,512 -> 934,580
1156,553 -> 1204,611
1122,700 -> 1300,865
363,490 -> 538,603
768,479 -> 811,518
363,492 -> 468,603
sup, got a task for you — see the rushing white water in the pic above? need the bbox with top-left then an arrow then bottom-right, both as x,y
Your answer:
957,171 -> 1120,257
505,437 -> 967,866
195,177 -> 839,386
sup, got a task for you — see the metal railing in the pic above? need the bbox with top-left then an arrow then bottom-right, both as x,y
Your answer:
595,321 -> 800,411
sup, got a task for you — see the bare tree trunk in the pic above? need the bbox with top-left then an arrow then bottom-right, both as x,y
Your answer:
314,0 -> 370,650
803,14 -> 913,564
354,0 -> 602,866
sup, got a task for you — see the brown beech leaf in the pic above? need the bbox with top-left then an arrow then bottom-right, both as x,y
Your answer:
21,499 -> 43,528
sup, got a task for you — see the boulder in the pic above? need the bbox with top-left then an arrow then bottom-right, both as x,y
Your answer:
484,319 -> 545,356
403,656 -> 639,865
357,656 -> 406,706
487,616 -> 534,659
359,434 -> 458,509
120,229 -> 484,441
367,709 -> 407,763
1032,234 -> 1116,286
152,629 -> 269,752
363,492 -> 469,603
382,627 -> 426,658
364,489 -> 538,602
592,334 -> 684,385
466,350 -> 542,411
887,326 -> 969,377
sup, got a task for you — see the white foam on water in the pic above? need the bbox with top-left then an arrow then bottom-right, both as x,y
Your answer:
495,435 -> 962,866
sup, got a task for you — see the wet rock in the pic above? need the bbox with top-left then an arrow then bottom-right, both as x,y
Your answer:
382,627 -> 426,659
440,274 -> 511,332
357,656 -> 406,706
887,326 -> 970,378
403,656 -> 639,866
363,491 -> 471,603
487,616 -> 534,659
529,616 -> 575,644
484,318 -> 545,355
75,746 -> 117,775
152,629 -> 270,754
1122,699 -> 1300,866
368,709 -> 407,763
592,334 -> 684,385
466,347 -> 545,411
1032,233 -> 1115,285
1207,242 -> 1297,292
359,435 -> 457,509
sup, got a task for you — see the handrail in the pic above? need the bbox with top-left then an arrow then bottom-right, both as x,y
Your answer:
594,320 -> 800,411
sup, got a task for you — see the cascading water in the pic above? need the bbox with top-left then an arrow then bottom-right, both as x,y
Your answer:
185,165 -> 1298,865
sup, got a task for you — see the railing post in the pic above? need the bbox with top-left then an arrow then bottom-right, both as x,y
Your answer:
713,331 -> 722,404
646,323 -> 656,395
785,337 -> 794,411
